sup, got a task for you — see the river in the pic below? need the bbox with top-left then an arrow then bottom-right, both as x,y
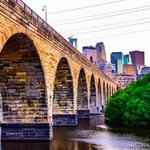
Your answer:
1,115 -> 150,150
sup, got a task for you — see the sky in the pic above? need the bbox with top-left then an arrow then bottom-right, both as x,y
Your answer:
22,0 -> 150,66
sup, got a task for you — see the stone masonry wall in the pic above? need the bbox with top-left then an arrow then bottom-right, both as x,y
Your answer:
0,0 -> 118,125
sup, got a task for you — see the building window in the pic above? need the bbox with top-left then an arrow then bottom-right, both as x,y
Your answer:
90,56 -> 93,62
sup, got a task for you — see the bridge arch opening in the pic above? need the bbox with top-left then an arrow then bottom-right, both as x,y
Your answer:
77,68 -> 88,117
90,74 -> 96,108
109,85 -> 112,96
112,86 -> 114,94
97,79 -> 102,106
103,81 -> 106,104
106,83 -> 109,98
53,57 -> 76,125
0,33 -> 47,123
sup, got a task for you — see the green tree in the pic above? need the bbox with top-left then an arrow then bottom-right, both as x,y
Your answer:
105,73 -> 150,126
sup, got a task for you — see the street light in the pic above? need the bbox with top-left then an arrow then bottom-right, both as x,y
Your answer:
42,5 -> 47,22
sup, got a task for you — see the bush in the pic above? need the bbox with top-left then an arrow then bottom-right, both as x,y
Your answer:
105,73 -> 150,126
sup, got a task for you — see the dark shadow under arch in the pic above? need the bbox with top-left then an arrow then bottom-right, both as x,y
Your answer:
0,33 -> 47,123
103,81 -> 106,104
97,79 -> 102,106
106,83 -> 109,98
77,68 -> 88,110
53,57 -> 74,114
109,85 -> 111,96
90,74 -> 96,108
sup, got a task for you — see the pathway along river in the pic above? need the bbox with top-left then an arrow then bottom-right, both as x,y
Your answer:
1,115 -> 150,150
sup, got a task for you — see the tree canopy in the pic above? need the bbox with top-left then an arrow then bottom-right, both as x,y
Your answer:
105,73 -> 150,126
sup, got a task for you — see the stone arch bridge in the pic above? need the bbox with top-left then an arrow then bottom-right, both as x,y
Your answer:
0,0 -> 118,140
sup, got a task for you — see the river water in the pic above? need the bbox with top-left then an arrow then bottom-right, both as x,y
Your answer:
1,115 -> 150,150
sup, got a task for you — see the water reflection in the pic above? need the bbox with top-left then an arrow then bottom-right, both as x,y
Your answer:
1,115 -> 150,150
51,140 -> 94,150
2,141 -> 50,150
1,140 -> 94,150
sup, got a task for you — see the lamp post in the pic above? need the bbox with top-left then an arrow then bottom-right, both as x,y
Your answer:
42,5 -> 47,22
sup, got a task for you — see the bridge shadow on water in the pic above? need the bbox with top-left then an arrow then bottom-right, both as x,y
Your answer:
1,140 -> 95,150
1,115 -> 150,150
0,115 -> 104,150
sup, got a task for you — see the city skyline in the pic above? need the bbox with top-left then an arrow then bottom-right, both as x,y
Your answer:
22,0 -> 150,66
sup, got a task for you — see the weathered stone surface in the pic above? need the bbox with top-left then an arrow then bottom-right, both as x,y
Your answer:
1,123 -> 51,140
0,0 -> 118,140
53,114 -> 77,126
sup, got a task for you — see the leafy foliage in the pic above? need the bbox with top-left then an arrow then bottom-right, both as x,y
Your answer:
105,73 -> 150,126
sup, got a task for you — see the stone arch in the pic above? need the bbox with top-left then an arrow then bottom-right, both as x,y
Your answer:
103,81 -> 106,104
110,85 -> 112,96
53,57 -> 74,114
77,68 -> 88,110
112,85 -> 114,94
106,83 -> 109,98
52,57 -> 77,125
109,84 -> 111,97
114,87 -> 116,93
0,33 -> 48,123
77,68 -> 88,117
113,86 -> 116,94
111,86 -> 113,95
97,79 -> 102,106
90,74 -> 96,108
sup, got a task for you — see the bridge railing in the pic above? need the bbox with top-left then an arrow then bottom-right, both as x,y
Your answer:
3,0 -> 115,83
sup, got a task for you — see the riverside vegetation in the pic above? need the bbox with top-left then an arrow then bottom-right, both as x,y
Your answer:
105,73 -> 150,126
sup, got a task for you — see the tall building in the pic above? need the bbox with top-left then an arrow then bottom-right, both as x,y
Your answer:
68,37 -> 78,48
112,74 -> 136,88
111,52 -> 123,73
83,46 -> 97,64
123,54 -> 131,65
123,64 -> 136,76
95,42 -> 106,61
129,50 -> 145,66
83,42 -> 106,65
83,42 -> 113,77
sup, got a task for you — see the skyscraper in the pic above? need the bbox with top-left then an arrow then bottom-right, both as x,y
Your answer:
83,46 -> 97,64
68,37 -> 78,48
123,54 -> 131,65
111,52 -> 123,73
83,42 -> 113,77
95,42 -> 106,61
82,42 -> 106,65
129,50 -> 145,66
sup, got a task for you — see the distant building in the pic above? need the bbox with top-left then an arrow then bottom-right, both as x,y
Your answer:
68,37 -> 77,48
129,50 -> 145,66
83,42 -> 106,64
123,54 -> 131,65
137,66 -> 150,79
141,67 -> 150,75
102,62 -> 113,77
117,59 -> 123,74
83,42 -> 113,77
111,52 -> 123,73
123,64 -> 136,76
95,42 -> 106,61
83,46 -> 97,64
112,74 -> 136,87
136,65 -> 145,75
